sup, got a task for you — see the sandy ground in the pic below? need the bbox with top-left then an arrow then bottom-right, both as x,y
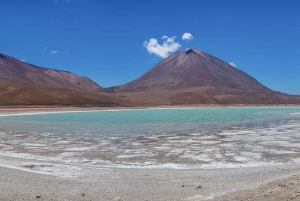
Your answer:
1,104 -> 300,114
1,106 -> 300,201
0,162 -> 300,201
0,106 -> 117,115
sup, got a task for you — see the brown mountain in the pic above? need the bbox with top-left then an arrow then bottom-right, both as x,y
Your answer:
1,49 -> 299,106
0,53 -> 124,106
0,53 -> 102,92
110,48 -> 300,105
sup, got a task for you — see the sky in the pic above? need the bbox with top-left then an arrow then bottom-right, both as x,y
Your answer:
1,0 -> 300,94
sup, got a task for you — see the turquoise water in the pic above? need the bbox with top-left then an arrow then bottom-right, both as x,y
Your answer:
0,107 -> 299,136
1,107 -> 300,169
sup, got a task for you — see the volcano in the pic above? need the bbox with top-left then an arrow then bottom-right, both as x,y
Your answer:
110,48 -> 300,105
115,48 -> 270,93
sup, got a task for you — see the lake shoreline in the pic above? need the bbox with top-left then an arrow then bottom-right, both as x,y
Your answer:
1,104 -> 300,115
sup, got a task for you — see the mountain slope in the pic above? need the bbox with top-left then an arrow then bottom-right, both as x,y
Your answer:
0,78 -> 121,106
0,53 -> 102,92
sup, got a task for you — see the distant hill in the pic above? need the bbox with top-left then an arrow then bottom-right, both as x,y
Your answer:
109,48 -> 300,105
0,53 -> 102,92
0,53 -> 121,106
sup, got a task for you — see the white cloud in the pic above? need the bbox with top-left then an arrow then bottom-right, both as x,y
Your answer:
182,32 -> 194,41
229,62 -> 236,67
143,36 -> 181,58
51,50 -> 59,54
21,60 -> 25,62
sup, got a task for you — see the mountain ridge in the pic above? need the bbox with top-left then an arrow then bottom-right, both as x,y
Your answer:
0,53 -> 123,106
0,53 -> 102,92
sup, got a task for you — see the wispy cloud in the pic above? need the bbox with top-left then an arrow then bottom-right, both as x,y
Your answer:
54,0 -> 71,2
229,62 -> 236,67
21,59 -> 25,62
149,58 -> 157,63
182,32 -> 194,41
51,50 -> 59,54
143,36 -> 181,58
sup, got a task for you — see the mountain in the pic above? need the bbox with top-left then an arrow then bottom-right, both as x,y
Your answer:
110,48 -> 300,105
1,50 -> 299,106
114,48 -> 270,93
0,53 -> 123,106
0,53 -> 102,92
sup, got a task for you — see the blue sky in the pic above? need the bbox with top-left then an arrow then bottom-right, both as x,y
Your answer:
1,0 -> 300,94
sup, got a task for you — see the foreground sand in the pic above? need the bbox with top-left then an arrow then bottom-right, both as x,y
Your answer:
1,106 -> 300,200
0,162 -> 300,201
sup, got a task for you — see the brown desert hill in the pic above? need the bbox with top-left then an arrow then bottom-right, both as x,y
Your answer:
0,53 -> 127,106
0,53 -> 102,92
109,48 -> 300,105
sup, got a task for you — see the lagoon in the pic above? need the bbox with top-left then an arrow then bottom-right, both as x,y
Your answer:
0,107 -> 300,170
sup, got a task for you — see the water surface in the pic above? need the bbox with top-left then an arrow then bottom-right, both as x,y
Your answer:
0,107 -> 300,169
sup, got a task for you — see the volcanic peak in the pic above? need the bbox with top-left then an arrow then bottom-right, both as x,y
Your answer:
182,48 -> 209,60
113,47 -> 273,93
0,54 -> 6,59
